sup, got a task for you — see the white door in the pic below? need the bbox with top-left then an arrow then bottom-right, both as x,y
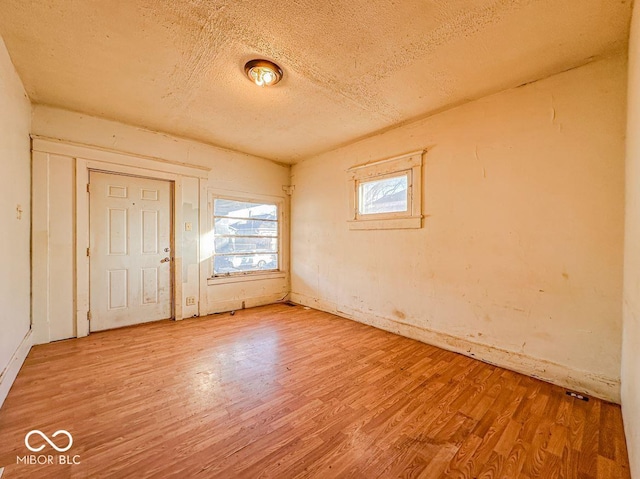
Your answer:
89,171 -> 172,332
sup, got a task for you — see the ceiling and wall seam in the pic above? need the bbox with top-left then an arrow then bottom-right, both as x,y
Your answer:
0,0 -> 630,163
294,49 -> 628,166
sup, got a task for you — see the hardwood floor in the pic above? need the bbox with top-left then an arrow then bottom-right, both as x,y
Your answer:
0,303 -> 631,478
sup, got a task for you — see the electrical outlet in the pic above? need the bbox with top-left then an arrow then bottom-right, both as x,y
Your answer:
186,296 -> 196,306
184,222 -> 192,231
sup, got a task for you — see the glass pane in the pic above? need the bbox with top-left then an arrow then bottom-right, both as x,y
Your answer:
212,198 -> 279,276
214,199 -> 277,220
215,236 -> 278,254
213,254 -> 278,274
214,218 -> 278,237
358,174 -> 408,215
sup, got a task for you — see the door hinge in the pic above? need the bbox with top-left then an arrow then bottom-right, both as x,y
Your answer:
86,247 -> 90,257
86,183 -> 90,193
87,311 -> 91,321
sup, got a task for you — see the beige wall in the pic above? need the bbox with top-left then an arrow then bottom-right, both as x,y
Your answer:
31,105 -> 290,343
291,54 -> 626,402
0,36 -> 31,406
622,1 -> 640,476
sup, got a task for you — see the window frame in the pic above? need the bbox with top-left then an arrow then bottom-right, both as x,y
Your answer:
208,192 -> 285,283
347,150 -> 423,230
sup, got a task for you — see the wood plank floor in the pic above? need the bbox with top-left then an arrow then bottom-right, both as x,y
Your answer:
0,303 -> 631,478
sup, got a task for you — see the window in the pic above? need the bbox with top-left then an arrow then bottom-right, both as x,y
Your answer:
212,197 -> 280,277
358,172 -> 409,215
348,150 -> 423,230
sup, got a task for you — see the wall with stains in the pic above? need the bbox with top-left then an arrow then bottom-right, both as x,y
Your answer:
30,105 -> 290,342
0,35 -> 31,406
291,54 -> 626,402
622,1 -> 640,475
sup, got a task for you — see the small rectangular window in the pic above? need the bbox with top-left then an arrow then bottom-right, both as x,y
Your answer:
348,151 -> 423,230
358,172 -> 409,215
212,197 -> 279,276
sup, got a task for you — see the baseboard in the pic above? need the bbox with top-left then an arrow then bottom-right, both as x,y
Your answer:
0,329 -> 32,408
205,293 -> 290,315
290,292 -> 620,403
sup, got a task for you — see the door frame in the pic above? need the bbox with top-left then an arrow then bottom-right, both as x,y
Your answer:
77,159 -> 194,338
27,136 -> 210,338
88,170 -> 175,331
78,162 -> 183,338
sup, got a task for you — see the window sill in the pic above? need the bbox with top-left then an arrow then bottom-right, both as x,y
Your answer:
207,271 -> 286,285
348,216 -> 422,230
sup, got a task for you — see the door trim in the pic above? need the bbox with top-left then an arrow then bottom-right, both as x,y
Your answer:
75,157 -> 203,338
79,163 -> 181,337
29,136 -> 209,341
33,135 -> 210,178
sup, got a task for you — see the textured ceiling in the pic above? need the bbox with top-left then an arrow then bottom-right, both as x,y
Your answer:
0,0 -> 632,163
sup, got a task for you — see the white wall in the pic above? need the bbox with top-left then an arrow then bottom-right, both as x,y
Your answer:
31,106 -> 290,343
622,1 -> 640,476
291,54 -> 626,402
0,36 -> 32,406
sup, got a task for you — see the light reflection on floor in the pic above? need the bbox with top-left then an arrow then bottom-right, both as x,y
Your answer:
191,326 -> 281,402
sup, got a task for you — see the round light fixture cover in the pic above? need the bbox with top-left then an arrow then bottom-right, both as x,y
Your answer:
244,59 -> 283,87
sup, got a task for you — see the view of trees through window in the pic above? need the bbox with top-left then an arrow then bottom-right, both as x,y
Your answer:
213,198 -> 278,275
358,173 -> 408,215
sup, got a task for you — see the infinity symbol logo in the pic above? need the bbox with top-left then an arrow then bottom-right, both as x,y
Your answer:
25,430 -> 73,453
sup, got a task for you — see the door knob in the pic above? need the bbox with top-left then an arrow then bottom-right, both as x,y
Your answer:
160,257 -> 170,263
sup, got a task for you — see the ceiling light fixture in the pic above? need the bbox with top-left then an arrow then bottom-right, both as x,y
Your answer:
244,59 -> 283,87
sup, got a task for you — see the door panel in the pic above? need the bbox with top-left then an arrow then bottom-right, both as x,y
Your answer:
90,172 -> 172,331
108,208 -> 128,255
142,268 -> 159,304
108,269 -> 128,310
141,210 -> 159,254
